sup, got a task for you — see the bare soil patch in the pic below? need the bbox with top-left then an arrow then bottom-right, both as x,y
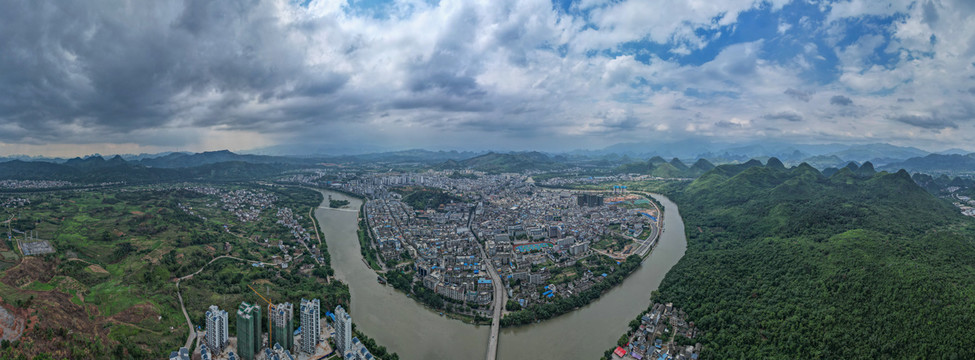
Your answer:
86,264 -> 109,274
1,257 -> 55,287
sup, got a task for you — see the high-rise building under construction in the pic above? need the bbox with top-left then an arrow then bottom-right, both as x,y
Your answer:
236,302 -> 262,360
271,302 -> 294,351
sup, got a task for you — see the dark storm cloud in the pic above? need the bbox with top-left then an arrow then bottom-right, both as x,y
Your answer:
403,2 -> 489,108
784,88 -> 812,102
830,95 -> 854,106
391,96 -> 494,112
0,0 -> 348,145
714,120 -> 743,128
3,0 -> 975,154
762,111 -> 803,122
888,114 -> 958,130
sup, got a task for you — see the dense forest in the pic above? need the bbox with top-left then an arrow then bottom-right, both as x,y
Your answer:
651,159 -> 975,358
391,186 -> 464,210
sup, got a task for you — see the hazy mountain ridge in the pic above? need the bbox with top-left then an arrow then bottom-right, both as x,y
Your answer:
882,153 -> 975,173
0,154 -> 294,184
437,151 -> 565,173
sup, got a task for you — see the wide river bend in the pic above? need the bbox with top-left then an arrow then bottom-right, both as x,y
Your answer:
314,190 -> 687,360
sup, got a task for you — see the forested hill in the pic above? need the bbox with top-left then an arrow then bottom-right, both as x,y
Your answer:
656,159 -> 975,359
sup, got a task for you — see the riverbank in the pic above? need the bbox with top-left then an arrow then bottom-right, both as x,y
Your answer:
314,189 -> 688,360
500,254 -> 643,327
493,187 -> 666,328
498,193 -> 687,360
356,203 -> 383,272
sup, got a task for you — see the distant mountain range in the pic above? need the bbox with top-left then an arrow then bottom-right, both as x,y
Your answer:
4,142 -> 975,183
824,143 -> 929,164
584,140 -> 955,167
0,151 -> 298,184
881,153 -> 975,173
323,149 -> 485,164
137,150 -> 312,168
437,151 -> 566,173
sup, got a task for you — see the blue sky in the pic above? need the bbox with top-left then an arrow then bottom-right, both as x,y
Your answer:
0,0 -> 973,156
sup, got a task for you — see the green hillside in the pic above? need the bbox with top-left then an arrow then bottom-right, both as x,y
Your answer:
613,158 -> 716,178
653,162 -> 975,359
392,186 -> 465,210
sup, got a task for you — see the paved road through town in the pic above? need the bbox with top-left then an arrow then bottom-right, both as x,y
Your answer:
470,202 -> 506,360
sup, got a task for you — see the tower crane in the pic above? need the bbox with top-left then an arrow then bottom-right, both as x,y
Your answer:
248,284 -> 276,348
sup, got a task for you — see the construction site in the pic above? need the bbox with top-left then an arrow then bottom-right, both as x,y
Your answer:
180,284 -> 336,360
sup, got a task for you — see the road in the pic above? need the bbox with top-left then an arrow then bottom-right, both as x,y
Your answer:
359,202 -> 389,272
176,280 -> 195,350
564,188 -> 663,259
175,255 -> 272,349
480,243 -> 505,360
469,202 -> 505,360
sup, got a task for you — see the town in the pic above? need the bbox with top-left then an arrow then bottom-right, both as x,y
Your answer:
610,302 -> 702,360
329,171 -> 663,321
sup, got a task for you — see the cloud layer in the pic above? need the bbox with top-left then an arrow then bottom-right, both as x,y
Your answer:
1,0 -> 974,154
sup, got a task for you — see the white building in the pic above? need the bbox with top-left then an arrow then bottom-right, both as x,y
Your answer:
300,298 -> 321,354
335,305 -> 353,354
205,305 -> 229,353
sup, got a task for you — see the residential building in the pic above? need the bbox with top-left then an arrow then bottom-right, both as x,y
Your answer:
577,194 -> 603,207
335,305 -> 353,354
168,347 -> 190,360
237,302 -> 262,360
205,305 -> 229,354
271,302 -> 295,351
300,298 -> 321,354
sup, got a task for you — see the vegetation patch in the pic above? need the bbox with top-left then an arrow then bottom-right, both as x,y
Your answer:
648,161 -> 975,358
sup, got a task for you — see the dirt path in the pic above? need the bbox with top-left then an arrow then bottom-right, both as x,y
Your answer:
308,205 -> 323,247
175,255 -> 271,350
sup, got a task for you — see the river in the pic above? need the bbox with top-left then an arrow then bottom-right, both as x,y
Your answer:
314,190 -> 687,360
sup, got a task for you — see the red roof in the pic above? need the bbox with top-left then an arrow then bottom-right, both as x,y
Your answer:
614,346 -> 627,357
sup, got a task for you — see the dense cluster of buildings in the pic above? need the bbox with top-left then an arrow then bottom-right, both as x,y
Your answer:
366,195 -> 494,307
0,180 -> 75,189
540,174 -> 654,187
274,207 -> 313,247
176,297 -> 349,360
474,189 -> 656,307
183,187 -> 278,223
350,171 -> 660,315
176,185 -> 327,271
614,303 -> 702,360
0,197 -> 29,208
952,194 -> 975,217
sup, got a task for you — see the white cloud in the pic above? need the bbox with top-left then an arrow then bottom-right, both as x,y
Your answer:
2,0 -> 975,155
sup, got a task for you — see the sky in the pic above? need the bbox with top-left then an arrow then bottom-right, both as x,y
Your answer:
1,0 -> 974,156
